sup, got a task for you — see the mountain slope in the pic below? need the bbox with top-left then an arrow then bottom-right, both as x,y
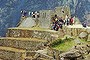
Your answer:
0,0 -> 90,36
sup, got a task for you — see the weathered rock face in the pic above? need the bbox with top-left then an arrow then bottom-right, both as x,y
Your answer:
60,44 -> 90,60
79,32 -> 88,39
60,50 -> 82,60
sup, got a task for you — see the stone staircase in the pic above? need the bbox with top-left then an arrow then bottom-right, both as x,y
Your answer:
0,27 -> 59,60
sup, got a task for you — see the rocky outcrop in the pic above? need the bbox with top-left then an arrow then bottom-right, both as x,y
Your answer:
60,44 -> 90,60
24,47 -> 60,60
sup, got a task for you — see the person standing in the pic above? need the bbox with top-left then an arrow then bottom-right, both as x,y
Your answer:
70,17 -> 74,25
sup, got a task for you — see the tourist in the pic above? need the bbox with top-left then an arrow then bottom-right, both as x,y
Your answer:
82,22 -> 87,28
37,11 -> 40,18
58,17 -> 64,29
23,10 -> 27,17
65,15 -> 69,26
35,11 -> 38,18
28,11 -> 31,16
32,11 -> 35,18
21,10 -> 24,17
66,17 -> 70,26
65,15 -> 70,26
51,15 -> 64,31
70,17 -> 74,25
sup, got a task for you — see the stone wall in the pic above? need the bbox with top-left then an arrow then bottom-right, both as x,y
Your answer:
38,6 -> 71,29
63,27 -> 89,37
55,6 -> 71,18
6,28 -> 59,42
0,46 -> 26,60
39,10 -> 54,28
0,38 -> 47,51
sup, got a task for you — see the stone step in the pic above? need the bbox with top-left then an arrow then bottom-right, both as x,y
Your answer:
0,37 -> 47,51
6,27 -> 58,41
0,46 -> 26,60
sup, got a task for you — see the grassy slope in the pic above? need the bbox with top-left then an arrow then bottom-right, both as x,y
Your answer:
53,40 -> 75,52
52,38 -> 90,52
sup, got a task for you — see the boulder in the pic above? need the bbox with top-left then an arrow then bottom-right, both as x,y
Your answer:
19,17 -> 36,28
79,32 -> 88,39
60,50 -> 82,60
74,38 -> 81,45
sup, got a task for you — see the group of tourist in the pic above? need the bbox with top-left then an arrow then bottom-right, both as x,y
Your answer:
31,11 -> 40,18
20,10 -> 87,31
21,10 -> 40,18
51,15 -> 75,31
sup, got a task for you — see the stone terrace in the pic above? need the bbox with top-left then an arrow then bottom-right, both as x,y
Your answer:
6,27 -> 58,41
0,27 -> 59,60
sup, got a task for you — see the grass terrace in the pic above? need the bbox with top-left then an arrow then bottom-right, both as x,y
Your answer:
51,36 -> 90,52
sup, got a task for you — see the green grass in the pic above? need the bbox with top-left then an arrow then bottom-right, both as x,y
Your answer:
52,39 -> 75,52
52,37 -> 90,52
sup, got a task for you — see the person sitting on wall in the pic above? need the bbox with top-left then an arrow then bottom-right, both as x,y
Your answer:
32,11 -> 35,18
21,10 -> 27,18
82,22 -> 87,28
36,11 -> 40,18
